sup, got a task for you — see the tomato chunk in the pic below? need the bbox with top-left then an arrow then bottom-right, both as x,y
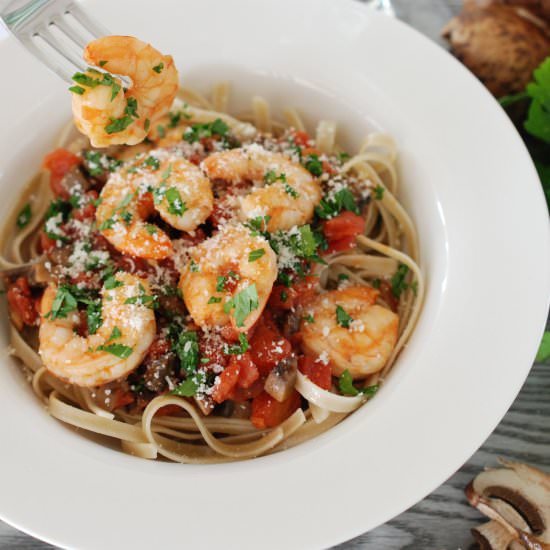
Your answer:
269,275 -> 319,311
7,277 -> 38,327
298,355 -> 332,391
291,130 -> 311,147
251,390 -> 301,429
323,211 -> 365,253
211,360 -> 241,404
43,148 -> 81,198
39,230 -> 56,252
249,317 -> 292,375
235,352 -> 260,389
112,389 -> 136,410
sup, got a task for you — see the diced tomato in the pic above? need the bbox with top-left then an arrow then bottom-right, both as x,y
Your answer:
7,277 -> 38,327
110,389 -> 135,409
198,331 -> 229,370
325,235 -> 358,253
211,360 -> 241,404
155,404 -> 182,417
323,211 -> 365,253
72,190 -> 99,221
269,284 -> 294,310
43,148 -> 81,198
291,130 -> 311,147
298,355 -> 332,390
378,280 -> 399,312
235,352 -> 260,389
39,230 -> 56,252
323,211 -> 365,241
250,390 -> 301,429
322,160 -> 337,175
249,317 -> 292,375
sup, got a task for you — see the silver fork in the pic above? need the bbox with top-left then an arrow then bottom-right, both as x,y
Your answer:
0,0 -> 111,83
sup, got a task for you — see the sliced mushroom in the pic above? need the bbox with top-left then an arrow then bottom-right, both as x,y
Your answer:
472,520 -> 516,550
264,356 -> 297,402
465,460 -> 550,549
442,5 -> 550,96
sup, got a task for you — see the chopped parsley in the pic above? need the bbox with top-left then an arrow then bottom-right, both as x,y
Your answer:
216,276 -> 227,292
16,203 -> 31,228
189,259 -> 199,273
144,118 -> 150,132
68,85 -> 85,95
339,370 -> 379,397
303,314 -> 315,323
226,333 -> 250,355
105,97 -> 139,135
83,150 -> 122,177
371,278 -> 381,289
284,183 -> 300,198
315,187 -> 359,219
304,154 -> 323,176
248,248 -> 265,262
99,60 -> 108,67
171,372 -> 204,397
374,185 -> 385,200
335,305 -> 352,328
86,300 -> 102,335
143,156 -> 160,170
338,152 -> 350,163
164,187 -> 187,216
107,326 -> 122,342
223,284 -> 259,327
390,263 -> 409,298
183,118 -> 229,143
280,290 -> 288,302
152,62 -> 164,73
46,286 -> 78,319
208,296 -> 222,304
172,331 -> 199,375
157,125 -> 166,138
338,273 -> 350,281
244,215 -> 271,236
145,224 -> 157,235
264,170 -> 286,185
124,284 -> 158,309
96,343 -> 133,358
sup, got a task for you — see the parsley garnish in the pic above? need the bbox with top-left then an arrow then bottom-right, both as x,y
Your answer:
208,296 -> 222,304
336,305 -> 352,328
339,369 -> 379,397
171,373 -> 204,397
86,300 -> 102,334
107,326 -> 122,342
124,284 -> 158,309
285,183 -> 299,198
183,118 -> 229,143
315,187 -> 359,219
99,60 -> 108,67
105,97 -> 139,134
303,314 -> 315,323
144,118 -> 150,132
164,187 -> 187,216
145,224 -> 157,235
226,333 -> 250,355
374,185 -> 385,200
172,331 -> 199,375
96,343 -> 133,358
248,248 -> 265,262
83,150 -> 122,177
390,263 -> 409,298
223,284 -> 259,327
244,215 -> 271,236
16,203 -> 31,228
68,85 -> 85,95
46,286 -> 78,319
338,152 -> 350,163
264,170 -> 286,185
152,62 -> 164,73
304,154 -> 323,176
189,259 -> 199,273
216,276 -> 227,292
143,156 -> 160,170
536,331 -> 550,362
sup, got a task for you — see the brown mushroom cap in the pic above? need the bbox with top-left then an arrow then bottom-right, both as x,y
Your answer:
442,5 -> 550,96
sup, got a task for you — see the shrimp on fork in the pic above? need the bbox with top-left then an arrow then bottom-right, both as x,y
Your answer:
96,149 -> 213,260
202,145 -> 322,232
71,36 -> 179,147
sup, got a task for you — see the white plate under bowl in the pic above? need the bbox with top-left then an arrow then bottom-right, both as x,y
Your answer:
0,1 -> 548,549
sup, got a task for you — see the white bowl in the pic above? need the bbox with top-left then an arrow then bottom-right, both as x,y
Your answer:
0,1 -> 549,548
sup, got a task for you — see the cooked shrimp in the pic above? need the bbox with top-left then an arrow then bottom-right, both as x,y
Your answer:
71,36 -> 179,147
300,286 -> 398,379
38,273 -> 156,387
96,150 -> 213,259
179,224 -> 277,332
201,144 -> 322,231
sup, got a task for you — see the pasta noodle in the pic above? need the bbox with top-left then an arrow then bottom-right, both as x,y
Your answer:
1,84 -> 424,463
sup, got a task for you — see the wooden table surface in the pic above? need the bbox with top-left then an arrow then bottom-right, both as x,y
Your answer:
1,1 -> 549,548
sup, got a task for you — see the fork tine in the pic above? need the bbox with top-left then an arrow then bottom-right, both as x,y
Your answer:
37,24 -> 88,74
67,2 -> 110,39
52,15 -> 90,49
18,33 -> 75,83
